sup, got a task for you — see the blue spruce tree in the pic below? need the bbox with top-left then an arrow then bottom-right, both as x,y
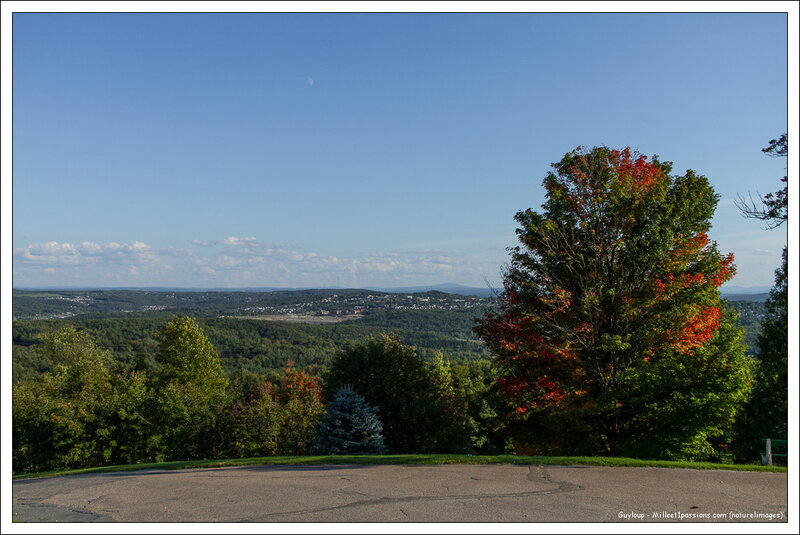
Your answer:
312,386 -> 387,455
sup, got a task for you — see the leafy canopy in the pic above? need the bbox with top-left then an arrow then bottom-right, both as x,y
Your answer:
324,335 -> 469,454
476,146 -> 749,459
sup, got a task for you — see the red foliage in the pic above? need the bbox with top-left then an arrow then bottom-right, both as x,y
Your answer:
608,147 -> 662,193
271,361 -> 323,404
711,254 -> 736,286
672,306 -> 722,354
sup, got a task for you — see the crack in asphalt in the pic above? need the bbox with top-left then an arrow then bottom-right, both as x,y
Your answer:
12,502 -> 115,523
246,465 -> 582,521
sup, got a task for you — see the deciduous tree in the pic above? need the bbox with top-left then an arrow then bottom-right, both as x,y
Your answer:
272,361 -> 325,455
735,133 -> 787,229
153,316 -> 229,460
476,146 -> 751,459
12,326 -> 158,472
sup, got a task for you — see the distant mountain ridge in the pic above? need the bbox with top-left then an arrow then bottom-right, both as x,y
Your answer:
723,293 -> 770,302
14,283 -> 500,298
720,285 -> 772,295
14,283 -> 768,300
367,283 -> 498,297
720,286 -> 772,302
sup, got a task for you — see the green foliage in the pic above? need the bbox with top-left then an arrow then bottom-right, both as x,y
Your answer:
731,134 -> 789,463
12,344 -> 53,383
222,383 -> 281,458
323,336 -> 471,454
152,316 -> 229,460
38,324 -> 112,394
155,316 -> 227,387
12,319 -> 333,473
12,308 -> 489,381
312,386 -> 387,455
617,306 -> 752,461
104,370 -> 162,465
12,326 -> 156,472
734,248 -> 788,462
13,382 -> 53,473
450,360 -> 511,454
272,363 -> 326,455
726,298 -> 767,356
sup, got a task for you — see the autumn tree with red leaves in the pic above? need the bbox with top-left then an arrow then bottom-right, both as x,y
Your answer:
476,146 -> 751,460
272,361 -> 325,455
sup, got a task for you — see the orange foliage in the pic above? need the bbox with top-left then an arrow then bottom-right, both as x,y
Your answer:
608,147 -> 662,193
271,361 -> 323,404
671,306 -> 722,354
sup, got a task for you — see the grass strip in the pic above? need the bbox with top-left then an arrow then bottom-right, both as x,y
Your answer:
13,454 -> 786,480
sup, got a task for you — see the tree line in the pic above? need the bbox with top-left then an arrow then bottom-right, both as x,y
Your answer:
12,318 -> 504,474
12,309 -> 490,384
12,139 -> 787,473
10,298 -> 763,387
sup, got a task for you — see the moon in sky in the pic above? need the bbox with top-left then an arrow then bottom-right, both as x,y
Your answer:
307,77 -> 314,86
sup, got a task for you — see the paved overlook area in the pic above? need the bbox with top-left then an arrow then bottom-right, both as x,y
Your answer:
12,464 -> 787,523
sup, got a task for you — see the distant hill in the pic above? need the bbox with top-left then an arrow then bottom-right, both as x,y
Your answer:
12,287 -> 493,320
16,282 -> 769,301
368,283 -> 499,298
724,293 -> 770,303
720,285 -> 771,296
14,283 -> 499,297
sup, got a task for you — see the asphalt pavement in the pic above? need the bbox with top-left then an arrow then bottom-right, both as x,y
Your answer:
11,463 -> 788,523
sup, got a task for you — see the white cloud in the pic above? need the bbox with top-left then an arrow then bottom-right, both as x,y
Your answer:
20,241 -> 80,264
17,240 -> 160,268
13,236 -> 487,287
222,236 -> 260,247
129,241 -> 150,251
79,241 -> 104,255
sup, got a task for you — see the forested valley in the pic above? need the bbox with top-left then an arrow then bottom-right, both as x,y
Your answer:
12,289 -> 765,384
12,141 -> 787,475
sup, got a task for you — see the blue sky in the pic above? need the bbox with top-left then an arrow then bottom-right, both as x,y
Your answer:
10,12 -> 789,289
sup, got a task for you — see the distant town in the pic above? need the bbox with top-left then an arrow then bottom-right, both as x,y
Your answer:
11,288 -> 492,321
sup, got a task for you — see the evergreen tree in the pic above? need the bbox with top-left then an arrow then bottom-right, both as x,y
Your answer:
312,386 -> 387,455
